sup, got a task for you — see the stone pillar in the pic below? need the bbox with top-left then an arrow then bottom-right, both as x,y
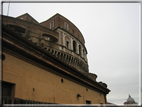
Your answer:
59,31 -> 62,50
76,42 -> 79,54
83,49 -> 85,59
84,53 -> 88,63
62,33 -> 66,52
63,33 -> 66,46
70,38 -> 73,50
58,31 -> 61,44
81,47 -> 83,57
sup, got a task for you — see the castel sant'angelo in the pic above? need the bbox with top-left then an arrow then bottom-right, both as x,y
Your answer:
2,13 -> 110,105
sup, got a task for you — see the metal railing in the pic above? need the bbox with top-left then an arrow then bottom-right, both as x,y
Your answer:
2,96 -> 53,105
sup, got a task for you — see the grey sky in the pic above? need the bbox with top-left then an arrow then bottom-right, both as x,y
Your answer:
2,2 -> 141,105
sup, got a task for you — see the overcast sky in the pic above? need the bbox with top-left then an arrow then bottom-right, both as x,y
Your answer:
2,1 -> 141,105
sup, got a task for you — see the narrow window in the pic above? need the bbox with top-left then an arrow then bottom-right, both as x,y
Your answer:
66,41 -> 69,49
73,41 -> 76,52
79,45 -> 81,55
50,21 -> 54,29
86,100 -> 91,104
72,30 -> 74,34
64,22 -> 68,30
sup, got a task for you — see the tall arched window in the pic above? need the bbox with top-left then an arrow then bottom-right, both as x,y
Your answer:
73,41 -> 76,52
79,45 -> 81,55
66,41 -> 69,49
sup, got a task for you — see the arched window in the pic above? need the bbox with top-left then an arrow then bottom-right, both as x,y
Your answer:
79,45 -> 81,55
66,41 -> 69,49
73,41 -> 76,52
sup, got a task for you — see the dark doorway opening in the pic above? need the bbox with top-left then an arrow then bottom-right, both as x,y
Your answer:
2,81 -> 15,97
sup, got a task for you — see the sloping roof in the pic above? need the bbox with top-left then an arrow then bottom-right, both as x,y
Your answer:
16,13 -> 39,24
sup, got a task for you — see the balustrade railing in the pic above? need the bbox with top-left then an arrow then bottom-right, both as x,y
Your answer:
31,36 -> 87,64
42,44 -> 89,73
27,36 -> 88,73
5,26 -> 89,72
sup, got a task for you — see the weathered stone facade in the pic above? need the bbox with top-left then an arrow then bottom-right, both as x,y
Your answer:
2,13 -> 89,73
2,13 -> 110,105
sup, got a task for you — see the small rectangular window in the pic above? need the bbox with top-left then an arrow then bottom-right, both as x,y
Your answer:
64,22 -> 69,30
50,21 -> 54,29
72,30 -> 74,34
